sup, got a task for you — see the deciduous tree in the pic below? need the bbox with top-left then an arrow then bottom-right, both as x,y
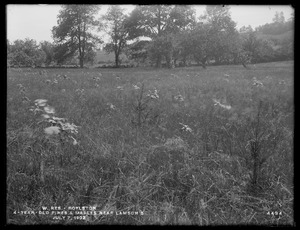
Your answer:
126,5 -> 196,67
102,5 -> 130,67
40,41 -> 55,66
9,38 -> 45,67
199,5 -> 238,65
52,5 -> 101,68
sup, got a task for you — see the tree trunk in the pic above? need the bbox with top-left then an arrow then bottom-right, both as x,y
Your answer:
242,62 -> 248,69
201,58 -> 207,69
183,58 -> 186,67
174,58 -> 177,67
156,55 -> 162,68
115,52 -> 119,68
165,55 -> 171,68
215,57 -> 219,65
79,57 -> 84,68
115,43 -> 121,68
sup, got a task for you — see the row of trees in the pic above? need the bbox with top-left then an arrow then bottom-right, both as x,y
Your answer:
125,5 -> 294,68
7,5 -> 294,68
7,39 -> 46,67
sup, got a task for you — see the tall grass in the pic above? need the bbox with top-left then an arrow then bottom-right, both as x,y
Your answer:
7,62 -> 294,225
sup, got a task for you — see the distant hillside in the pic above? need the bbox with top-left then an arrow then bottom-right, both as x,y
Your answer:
256,29 -> 294,43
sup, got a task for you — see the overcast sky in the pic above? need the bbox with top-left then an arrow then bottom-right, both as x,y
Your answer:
6,4 -> 294,43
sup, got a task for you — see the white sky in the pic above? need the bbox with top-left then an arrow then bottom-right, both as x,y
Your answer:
6,4 -> 294,43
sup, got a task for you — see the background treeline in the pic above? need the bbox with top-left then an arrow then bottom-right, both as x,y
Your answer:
7,5 -> 294,68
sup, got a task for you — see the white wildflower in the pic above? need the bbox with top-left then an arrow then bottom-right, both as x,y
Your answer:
61,89 -> 66,93
220,104 -> 232,110
224,74 -> 230,77
76,89 -> 85,95
180,123 -> 193,133
17,84 -> 24,90
53,79 -> 58,84
213,99 -> 231,110
34,99 -> 48,107
44,106 -> 55,114
93,76 -> 101,81
61,122 -> 79,134
107,103 -> 116,110
133,84 -> 140,90
19,87 -> 26,92
116,86 -> 124,90
147,89 -> 159,99
48,119 -> 57,124
52,116 -> 65,121
69,136 -> 78,145
174,95 -> 184,102
252,77 -> 263,87
44,126 -> 60,135
42,114 -> 50,119
213,99 -> 221,106
253,80 -> 263,87
279,80 -> 286,85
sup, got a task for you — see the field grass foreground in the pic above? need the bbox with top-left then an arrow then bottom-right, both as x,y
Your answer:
7,61 -> 294,225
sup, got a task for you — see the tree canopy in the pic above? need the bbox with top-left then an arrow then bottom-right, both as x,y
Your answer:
125,5 -> 196,67
52,5 -> 101,67
7,39 -> 45,67
101,5 -> 130,67
8,5 -> 294,69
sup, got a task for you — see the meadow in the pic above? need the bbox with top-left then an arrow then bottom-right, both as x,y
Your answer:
7,61 -> 294,225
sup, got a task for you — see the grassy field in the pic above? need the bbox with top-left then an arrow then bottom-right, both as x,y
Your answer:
7,61 -> 294,225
